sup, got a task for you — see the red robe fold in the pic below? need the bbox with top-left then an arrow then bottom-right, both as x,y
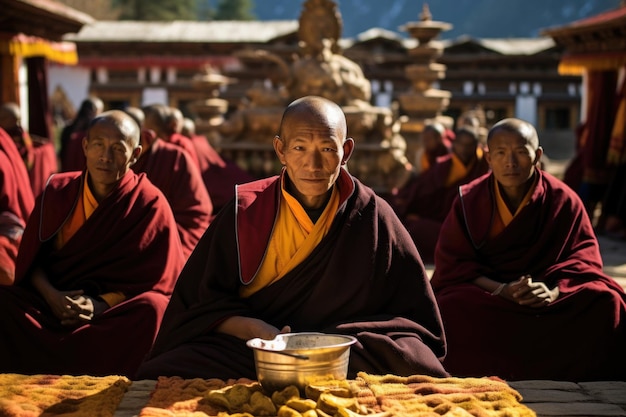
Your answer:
0,170 -> 185,377
60,130 -> 87,173
0,128 -> 35,284
189,133 -> 254,214
132,139 -> 212,259
137,169 -> 447,381
168,132 -> 201,169
431,170 -> 626,381
390,154 -> 489,263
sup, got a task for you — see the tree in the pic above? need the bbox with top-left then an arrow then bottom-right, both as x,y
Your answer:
213,0 -> 256,21
113,0 -> 196,20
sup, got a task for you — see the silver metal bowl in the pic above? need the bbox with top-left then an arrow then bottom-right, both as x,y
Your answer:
246,332 -> 357,393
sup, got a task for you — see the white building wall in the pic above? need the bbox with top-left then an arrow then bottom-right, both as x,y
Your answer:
48,64 -> 91,112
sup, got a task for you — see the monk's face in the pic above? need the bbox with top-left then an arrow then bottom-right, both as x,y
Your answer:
422,128 -> 443,153
83,119 -> 140,198
452,132 -> 478,166
274,106 -> 354,209
486,129 -> 541,190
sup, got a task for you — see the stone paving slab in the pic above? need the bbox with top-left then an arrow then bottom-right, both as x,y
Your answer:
510,380 -> 626,417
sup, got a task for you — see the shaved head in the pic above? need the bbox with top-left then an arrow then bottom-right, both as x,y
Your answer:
278,96 -> 347,142
89,110 -> 141,148
487,118 -> 539,151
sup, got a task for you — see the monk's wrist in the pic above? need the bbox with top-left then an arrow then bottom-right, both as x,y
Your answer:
491,283 -> 507,296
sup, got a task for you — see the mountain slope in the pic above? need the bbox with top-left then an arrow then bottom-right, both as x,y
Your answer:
253,0 -> 620,39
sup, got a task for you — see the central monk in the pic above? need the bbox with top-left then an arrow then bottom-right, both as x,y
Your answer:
137,96 -> 448,380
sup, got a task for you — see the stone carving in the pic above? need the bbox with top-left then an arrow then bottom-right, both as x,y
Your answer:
194,0 -> 448,193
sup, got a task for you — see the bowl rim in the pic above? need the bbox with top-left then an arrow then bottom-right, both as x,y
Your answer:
246,332 -> 357,353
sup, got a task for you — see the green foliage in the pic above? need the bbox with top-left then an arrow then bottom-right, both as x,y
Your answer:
113,0 -> 196,20
213,0 -> 256,21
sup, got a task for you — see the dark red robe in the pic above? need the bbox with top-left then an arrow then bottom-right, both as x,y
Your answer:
137,169 -> 447,381
132,139 -> 213,259
431,170 -> 626,381
0,170 -> 185,377
189,133 -> 254,214
60,130 -> 87,173
167,132 -> 201,169
390,154 -> 489,263
0,128 -> 35,284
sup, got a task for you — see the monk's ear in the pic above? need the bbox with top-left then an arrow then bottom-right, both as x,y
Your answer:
273,135 -> 286,165
533,146 -> 543,165
141,129 -> 157,147
82,136 -> 89,156
341,138 -> 355,165
131,145 -> 142,163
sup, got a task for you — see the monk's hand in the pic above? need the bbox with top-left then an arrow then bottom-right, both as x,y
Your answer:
509,275 -> 559,308
216,316 -> 288,341
44,289 -> 84,325
63,295 -> 107,325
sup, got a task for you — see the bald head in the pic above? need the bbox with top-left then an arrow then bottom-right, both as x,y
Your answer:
278,96 -> 347,141
0,102 -> 21,130
487,118 -> 539,151
89,110 -> 141,148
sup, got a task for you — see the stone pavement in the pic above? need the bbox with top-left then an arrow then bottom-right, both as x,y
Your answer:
510,380 -> 626,416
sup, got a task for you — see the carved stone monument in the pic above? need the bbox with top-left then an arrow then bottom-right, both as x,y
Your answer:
194,0 -> 413,193
398,4 -> 453,167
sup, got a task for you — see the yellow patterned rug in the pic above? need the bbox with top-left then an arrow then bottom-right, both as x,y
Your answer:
138,373 -> 536,417
0,374 -> 131,417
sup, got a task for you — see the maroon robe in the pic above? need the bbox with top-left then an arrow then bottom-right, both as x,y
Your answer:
431,170 -> 626,381
28,138 -> 58,198
167,132 -> 201,169
391,153 -> 489,263
137,169 -> 447,381
189,133 -> 254,214
0,170 -> 185,377
0,128 -> 35,284
132,139 -> 212,259
60,130 -> 87,173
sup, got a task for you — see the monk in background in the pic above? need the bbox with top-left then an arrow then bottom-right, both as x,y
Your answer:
0,128 -> 34,284
137,96 -> 447,380
0,110 -> 184,377
414,121 -> 452,175
181,117 -> 254,214
134,104 -> 212,259
388,126 -> 489,263
431,118 -> 626,381
59,96 -> 104,173
0,102 -> 58,197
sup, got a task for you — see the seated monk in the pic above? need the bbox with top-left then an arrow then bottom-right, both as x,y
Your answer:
414,121 -> 452,175
164,106 -> 201,169
389,127 -> 489,263
431,118 -> 626,381
136,96 -> 448,380
134,105 -> 213,259
0,128 -> 35,284
59,96 -> 104,173
0,102 -> 58,197
181,117 -> 254,214
0,110 -> 185,377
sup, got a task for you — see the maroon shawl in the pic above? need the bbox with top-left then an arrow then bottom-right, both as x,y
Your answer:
132,139 -> 212,258
60,130 -> 86,173
431,170 -> 626,381
0,128 -> 34,227
167,132 -> 200,169
0,128 -> 35,283
137,169 -> 447,381
0,170 -> 184,376
189,133 -> 254,213
28,139 -> 58,198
